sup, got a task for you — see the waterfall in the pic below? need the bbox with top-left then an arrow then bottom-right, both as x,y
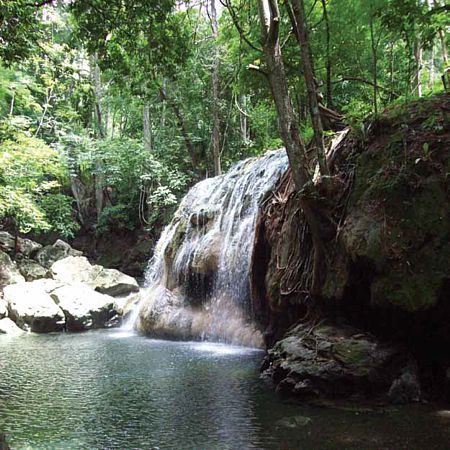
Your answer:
125,149 -> 288,347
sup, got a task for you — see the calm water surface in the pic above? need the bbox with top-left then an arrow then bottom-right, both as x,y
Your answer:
0,330 -> 449,449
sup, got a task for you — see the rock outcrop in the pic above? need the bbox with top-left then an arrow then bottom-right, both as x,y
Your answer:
252,95 -> 450,403
0,235 -> 138,335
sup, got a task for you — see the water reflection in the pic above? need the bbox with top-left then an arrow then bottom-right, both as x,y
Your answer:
0,330 -> 450,449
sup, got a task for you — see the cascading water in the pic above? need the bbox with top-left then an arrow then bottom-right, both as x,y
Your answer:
125,149 -> 288,347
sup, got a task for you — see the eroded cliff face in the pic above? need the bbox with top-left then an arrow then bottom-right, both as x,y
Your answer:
253,94 -> 450,402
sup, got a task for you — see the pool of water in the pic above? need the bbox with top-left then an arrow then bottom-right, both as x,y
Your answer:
0,330 -> 450,449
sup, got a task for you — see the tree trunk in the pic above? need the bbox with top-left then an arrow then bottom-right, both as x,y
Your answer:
69,172 -> 90,226
429,43 -> 435,89
258,0 -> 331,295
370,17 -> 378,115
439,29 -> 448,66
239,94 -> 249,142
90,53 -> 106,217
210,0 -> 222,176
143,100 -> 152,152
159,86 -> 199,170
320,0 -> 333,108
414,39 -> 423,97
287,0 -> 329,176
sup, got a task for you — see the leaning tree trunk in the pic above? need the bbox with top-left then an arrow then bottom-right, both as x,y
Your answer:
287,0 -> 328,176
258,0 -> 331,294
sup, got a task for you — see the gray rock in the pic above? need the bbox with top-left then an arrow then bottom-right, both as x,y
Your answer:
0,231 -> 15,253
16,238 -> 42,257
51,255 -> 93,283
0,251 -> 25,285
4,281 -> 65,332
53,239 -> 83,257
35,240 -> 82,269
0,232 -> 42,257
50,282 -> 116,331
388,367 -> 421,404
17,258 -> 48,281
91,266 -> 139,296
0,317 -> 25,335
51,256 -> 139,297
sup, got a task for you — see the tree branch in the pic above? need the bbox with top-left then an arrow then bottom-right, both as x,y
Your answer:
220,0 -> 262,52
332,76 -> 399,98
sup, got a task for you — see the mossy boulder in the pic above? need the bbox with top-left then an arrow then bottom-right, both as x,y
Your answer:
262,322 -> 414,402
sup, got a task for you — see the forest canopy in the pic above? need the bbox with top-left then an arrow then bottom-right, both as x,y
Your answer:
0,0 -> 448,238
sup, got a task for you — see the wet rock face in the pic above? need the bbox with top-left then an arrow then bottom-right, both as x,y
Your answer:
134,150 -> 288,345
262,322 -> 414,402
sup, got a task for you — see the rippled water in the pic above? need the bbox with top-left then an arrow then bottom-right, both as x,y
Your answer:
1,331 -> 450,450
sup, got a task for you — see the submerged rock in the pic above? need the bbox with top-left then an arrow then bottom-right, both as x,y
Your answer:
50,282 -> 116,331
275,416 -> 312,428
51,256 -> 139,297
4,282 -> 65,332
0,251 -> 25,285
262,322 -> 412,402
0,317 -> 25,335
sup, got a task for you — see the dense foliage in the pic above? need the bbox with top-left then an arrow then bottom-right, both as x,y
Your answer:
0,0 -> 447,238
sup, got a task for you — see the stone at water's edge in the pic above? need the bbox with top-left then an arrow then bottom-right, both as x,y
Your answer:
0,317 -> 25,335
0,251 -> 25,285
4,282 -> 65,332
50,282 -> 116,331
262,322 -> 420,404
0,299 -> 7,319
